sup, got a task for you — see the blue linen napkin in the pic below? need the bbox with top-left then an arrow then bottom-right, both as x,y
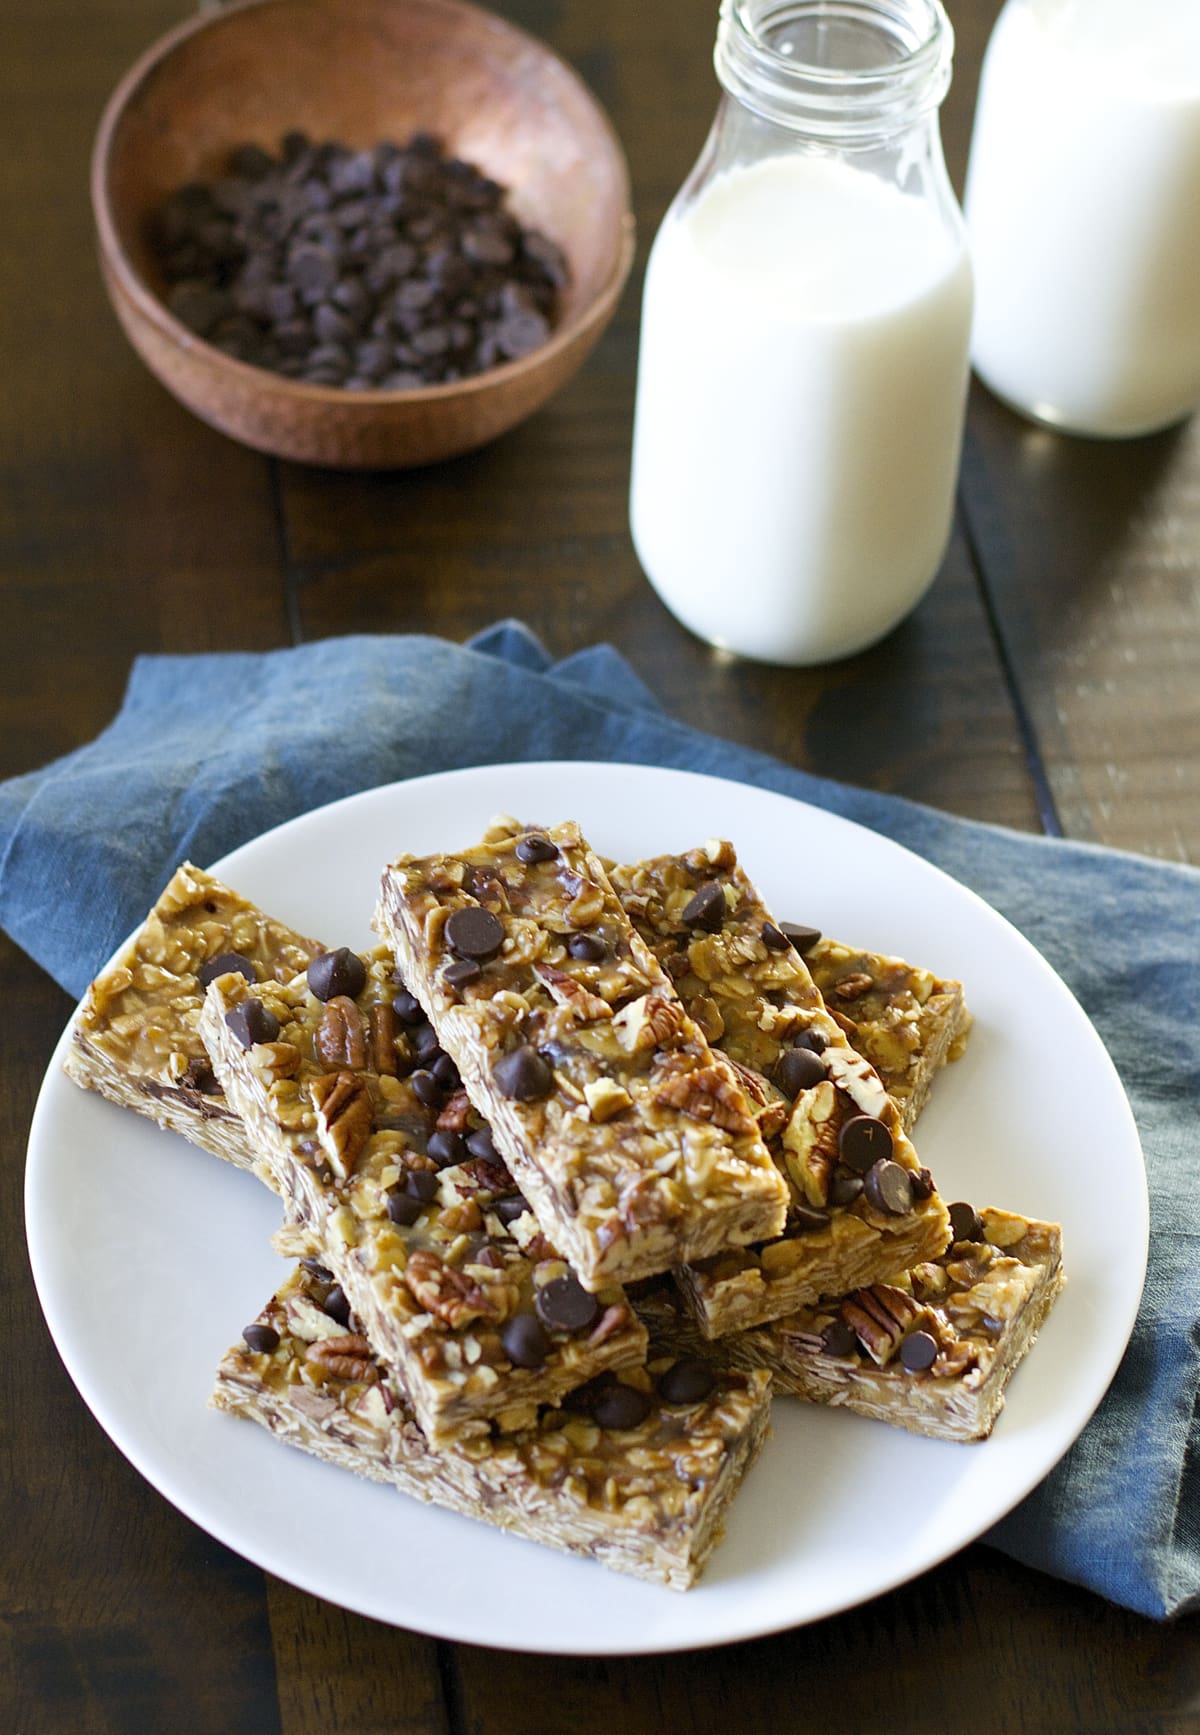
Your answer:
3,621 -> 1197,1621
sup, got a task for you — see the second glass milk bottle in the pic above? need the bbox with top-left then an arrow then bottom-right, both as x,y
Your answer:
629,0 -> 972,667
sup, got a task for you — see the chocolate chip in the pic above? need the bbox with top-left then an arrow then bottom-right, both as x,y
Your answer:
300,1256 -> 333,1281
224,998 -> 279,1047
197,951 -> 256,988
593,1383 -> 654,1431
500,1311 -> 550,1369
828,1167 -> 864,1207
534,1273 -> 599,1334
427,1128 -> 465,1167
443,958 -> 482,990
465,1126 -> 500,1162
182,1056 -> 220,1095
780,922 -> 821,954
862,1158 -> 914,1216
566,932 -> 607,962
787,1204 -> 832,1233
949,1201 -> 983,1244
412,1021 -> 441,1061
821,1318 -> 858,1357
492,1194 -> 529,1226
793,1026 -> 828,1054
391,987 -> 425,1024
515,833 -> 558,864
323,1285 -> 351,1327
386,1188 -> 424,1226
406,1169 -> 441,1203
775,1046 -> 827,1097
410,1068 -> 442,1106
838,1114 -> 893,1173
445,905 -> 505,961
493,1044 -> 553,1101
911,1166 -> 936,1200
307,947 -> 367,1002
430,1053 -> 459,1089
761,921 -> 790,951
900,1330 -> 938,1372
657,1359 -> 716,1405
680,879 -> 727,933
242,1323 -> 279,1353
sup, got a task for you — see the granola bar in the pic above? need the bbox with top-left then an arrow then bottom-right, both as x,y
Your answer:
608,843 -> 951,1337
634,1206 -> 1063,1442
374,822 -> 789,1290
63,862 -> 321,1178
200,957 -> 648,1442
212,1263 -> 773,1590
804,937 -> 972,1132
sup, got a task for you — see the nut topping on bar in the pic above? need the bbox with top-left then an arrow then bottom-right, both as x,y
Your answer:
374,822 -> 789,1289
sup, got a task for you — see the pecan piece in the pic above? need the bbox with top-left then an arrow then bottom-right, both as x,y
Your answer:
315,995 -> 367,1070
310,1070 -> 373,1178
840,1284 -> 921,1366
534,961 -> 613,1023
653,1062 -> 757,1135
687,993 -> 725,1044
403,1249 -> 505,1328
368,1002 -> 399,1075
587,1302 -> 633,1347
435,1087 -> 473,1132
306,1333 -> 376,1382
781,1079 -> 841,1207
831,971 -> 876,1002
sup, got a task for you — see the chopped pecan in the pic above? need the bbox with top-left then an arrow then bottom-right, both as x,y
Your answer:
403,1249 -> 504,1328
840,1284 -> 921,1366
831,971 -> 876,1002
455,1154 -> 514,1196
310,1070 -> 373,1178
701,838 -> 738,872
824,1005 -> 860,1038
653,1062 -> 757,1135
781,1078 -> 841,1207
368,1002 -> 399,1075
314,995 -> 367,1070
534,962 -> 613,1023
583,1077 -> 632,1122
306,1334 -> 376,1382
440,1198 -> 483,1234
588,1302 -> 633,1347
687,994 -> 725,1044
435,1087 -> 473,1132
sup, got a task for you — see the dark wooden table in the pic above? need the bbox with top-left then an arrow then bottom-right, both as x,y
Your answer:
4,1 -> 1198,1729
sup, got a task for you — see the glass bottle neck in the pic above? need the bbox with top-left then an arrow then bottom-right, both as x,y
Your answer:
714,0 -> 954,143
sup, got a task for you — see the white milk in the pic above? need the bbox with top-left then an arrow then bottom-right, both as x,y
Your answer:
966,0 -> 1200,437
629,153 -> 972,666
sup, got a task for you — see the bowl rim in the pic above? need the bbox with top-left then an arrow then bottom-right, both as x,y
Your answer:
91,0 -> 636,405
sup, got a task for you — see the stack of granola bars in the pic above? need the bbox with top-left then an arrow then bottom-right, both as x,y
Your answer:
64,818 -> 1062,1588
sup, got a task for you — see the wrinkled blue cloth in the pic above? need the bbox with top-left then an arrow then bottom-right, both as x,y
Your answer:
3,622 -> 1197,1620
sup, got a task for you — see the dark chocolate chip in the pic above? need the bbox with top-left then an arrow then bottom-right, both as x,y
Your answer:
862,1158 -> 915,1216
793,1026 -> 828,1054
412,1021 -> 442,1061
911,1166 -> 936,1200
444,958 -> 482,990
593,1383 -> 654,1431
534,1273 -> 599,1334
828,1167 -> 864,1207
410,1068 -> 443,1106
787,1204 -> 832,1233
900,1330 -> 938,1372
566,932 -> 607,963
761,921 -> 790,951
780,922 -> 822,954
182,1056 -> 221,1095
821,1317 -> 858,1357
657,1359 -> 716,1405
493,1044 -> 553,1101
323,1285 -> 351,1327
445,905 -> 505,961
680,879 -> 727,933
224,998 -> 279,1048
300,1256 -> 334,1281
197,951 -> 256,988
427,1128 -> 465,1167
430,1053 -> 459,1089
392,987 -> 425,1024
838,1114 -> 893,1173
515,833 -> 558,864
949,1201 -> 983,1244
775,1045 -> 828,1097
465,1126 -> 500,1163
242,1322 -> 279,1353
500,1311 -> 550,1369
492,1194 -> 529,1226
405,1169 -> 441,1203
386,1188 -> 424,1226
307,947 -> 367,1002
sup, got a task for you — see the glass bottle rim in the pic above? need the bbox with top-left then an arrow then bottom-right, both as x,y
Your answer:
715,0 -> 955,138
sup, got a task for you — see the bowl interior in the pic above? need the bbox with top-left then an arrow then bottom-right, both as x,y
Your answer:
101,0 -> 629,330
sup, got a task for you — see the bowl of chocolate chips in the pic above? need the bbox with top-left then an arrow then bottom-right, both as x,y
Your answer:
92,0 -> 634,468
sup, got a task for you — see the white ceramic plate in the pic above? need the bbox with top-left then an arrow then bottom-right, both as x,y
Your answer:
26,762 -> 1147,1654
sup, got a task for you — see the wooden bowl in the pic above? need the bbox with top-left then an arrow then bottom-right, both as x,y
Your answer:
92,0 -> 635,468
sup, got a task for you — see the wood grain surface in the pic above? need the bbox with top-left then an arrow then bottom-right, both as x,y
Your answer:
2,0 -> 1197,1729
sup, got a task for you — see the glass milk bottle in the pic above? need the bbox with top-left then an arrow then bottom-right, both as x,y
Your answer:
629,0 -> 972,667
966,0 -> 1200,438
